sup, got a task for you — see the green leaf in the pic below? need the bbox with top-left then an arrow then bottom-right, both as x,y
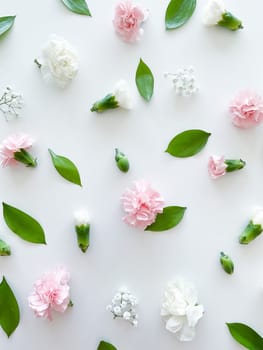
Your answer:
2,203 -> 46,244
0,277 -> 20,337
0,16 -> 16,38
135,58 -> 154,101
165,0 -> 196,30
165,129 -> 211,158
97,341 -> 117,350
145,206 -> 186,231
49,149 -> 82,186
226,323 -> 263,350
61,0 -> 91,16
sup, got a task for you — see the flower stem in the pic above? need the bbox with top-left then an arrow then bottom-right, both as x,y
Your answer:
225,159 -> 246,172
239,221 -> 263,244
0,239 -> 11,256
218,12 -> 243,31
75,224 -> 90,253
90,94 -> 119,113
34,59 -> 42,69
14,149 -> 37,167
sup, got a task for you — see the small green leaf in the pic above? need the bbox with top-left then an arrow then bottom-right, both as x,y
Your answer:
97,341 -> 117,350
166,129 -> 211,158
165,0 -> 196,30
135,58 -> 154,101
48,149 -> 82,186
2,203 -> 46,244
0,16 -> 16,38
145,206 -> 186,232
0,277 -> 20,337
61,0 -> 91,16
226,323 -> 263,350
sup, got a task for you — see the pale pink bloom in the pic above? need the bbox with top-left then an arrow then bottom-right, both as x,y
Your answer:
208,155 -> 227,179
28,267 -> 70,320
121,180 -> 164,229
0,133 -> 34,167
113,0 -> 149,42
229,91 -> 263,129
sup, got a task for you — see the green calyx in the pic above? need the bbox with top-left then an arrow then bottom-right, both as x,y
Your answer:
239,221 -> 263,244
115,148 -> 129,173
220,252 -> 234,274
225,159 -> 246,173
90,94 -> 119,113
14,149 -> 37,168
75,224 -> 90,253
0,239 -> 11,256
218,11 -> 243,31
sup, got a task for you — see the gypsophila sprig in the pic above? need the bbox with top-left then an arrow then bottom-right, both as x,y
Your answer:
91,80 -> 134,113
161,278 -> 204,341
164,67 -> 198,96
74,209 -> 90,253
107,289 -> 138,326
203,0 -> 243,31
239,209 -> 263,244
0,86 -> 23,120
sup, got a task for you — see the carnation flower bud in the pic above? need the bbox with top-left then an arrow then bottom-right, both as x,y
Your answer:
115,148 -> 129,173
74,210 -> 90,253
239,209 -> 263,244
0,238 -> 11,256
220,252 -> 234,274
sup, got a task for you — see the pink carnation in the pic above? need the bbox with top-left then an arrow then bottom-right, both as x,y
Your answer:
229,91 -> 263,129
121,180 -> 164,229
113,1 -> 149,42
0,133 -> 34,167
208,155 -> 227,179
28,267 -> 70,320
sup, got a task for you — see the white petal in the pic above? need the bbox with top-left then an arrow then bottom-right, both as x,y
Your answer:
252,209 -> 263,227
165,316 -> 183,333
186,304 -> 204,327
113,80 -> 134,110
203,0 -> 225,26
177,323 -> 196,342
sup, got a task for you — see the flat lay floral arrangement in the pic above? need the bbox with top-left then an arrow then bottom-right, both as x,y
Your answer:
0,0 -> 263,349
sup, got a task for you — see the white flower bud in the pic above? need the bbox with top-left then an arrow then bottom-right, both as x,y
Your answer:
113,80 -> 134,110
123,311 -> 131,320
203,0 -> 225,26
252,209 -> 263,227
74,209 -> 90,227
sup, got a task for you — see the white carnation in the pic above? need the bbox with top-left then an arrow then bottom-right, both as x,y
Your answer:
39,35 -> 79,88
113,80 -> 134,110
252,209 -> 263,227
74,209 -> 90,227
203,0 -> 225,26
161,279 -> 204,342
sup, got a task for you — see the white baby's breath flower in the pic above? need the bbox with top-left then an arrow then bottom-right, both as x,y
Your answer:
36,35 -> 79,88
74,209 -> 90,227
203,0 -> 225,26
161,279 -> 204,342
113,80 -> 134,110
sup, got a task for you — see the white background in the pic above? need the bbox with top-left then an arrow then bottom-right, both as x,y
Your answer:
0,0 -> 263,349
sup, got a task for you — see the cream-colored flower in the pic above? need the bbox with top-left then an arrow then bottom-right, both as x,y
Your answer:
203,0 -> 225,26
38,35 -> 79,88
161,279 -> 204,341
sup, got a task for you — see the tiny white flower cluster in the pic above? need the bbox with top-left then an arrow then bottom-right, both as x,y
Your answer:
164,67 -> 199,97
0,86 -> 23,119
107,289 -> 138,326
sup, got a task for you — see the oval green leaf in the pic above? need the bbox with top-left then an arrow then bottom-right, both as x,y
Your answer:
145,206 -> 186,232
135,58 -> 154,101
0,277 -> 20,337
0,16 -> 16,38
98,341 -> 117,350
61,0 -> 91,16
226,323 -> 263,350
2,203 -> 46,244
165,0 -> 196,30
49,149 -> 82,186
165,129 -> 211,158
